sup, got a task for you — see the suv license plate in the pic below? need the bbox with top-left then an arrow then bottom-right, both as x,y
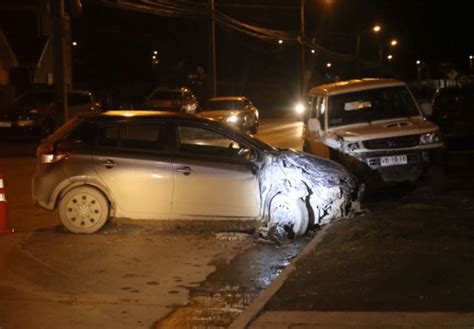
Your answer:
380,155 -> 407,167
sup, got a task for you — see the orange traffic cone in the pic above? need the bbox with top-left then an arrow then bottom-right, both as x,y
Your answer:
0,173 -> 14,234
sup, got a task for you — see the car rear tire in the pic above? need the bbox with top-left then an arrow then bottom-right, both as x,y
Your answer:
268,193 -> 309,238
59,186 -> 109,234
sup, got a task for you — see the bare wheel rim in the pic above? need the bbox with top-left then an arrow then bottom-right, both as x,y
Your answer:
269,194 -> 308,237
64,192 -> 103,229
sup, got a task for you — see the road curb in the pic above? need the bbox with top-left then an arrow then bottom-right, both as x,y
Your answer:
229,224 -> 331,329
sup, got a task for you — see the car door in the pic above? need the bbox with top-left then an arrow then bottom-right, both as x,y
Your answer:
93,122 -> 174,219
171,123 -> 260,217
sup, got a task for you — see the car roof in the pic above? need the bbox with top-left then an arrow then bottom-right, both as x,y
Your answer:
308,78 -> 406,96
81,110 -> 213,123
208,96 -> 247,102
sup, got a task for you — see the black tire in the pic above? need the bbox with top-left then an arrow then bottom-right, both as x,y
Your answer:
59,186 -> 109,234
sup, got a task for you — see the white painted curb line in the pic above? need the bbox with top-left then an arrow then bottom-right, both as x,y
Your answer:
229,224 -> 331,329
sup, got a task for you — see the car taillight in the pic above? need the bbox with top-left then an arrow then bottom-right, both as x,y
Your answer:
37,143 -> 70,164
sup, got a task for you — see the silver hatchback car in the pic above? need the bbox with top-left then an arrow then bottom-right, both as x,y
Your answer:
32,111 -> 358,236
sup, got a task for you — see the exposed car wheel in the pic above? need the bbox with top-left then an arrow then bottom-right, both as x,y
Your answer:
268,193 -> 309,238
59,186 -> 109,234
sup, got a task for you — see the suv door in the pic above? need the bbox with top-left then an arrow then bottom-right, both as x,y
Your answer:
171,123 -> 260,217
305,95 -> 330,158
93,122 -> 173,218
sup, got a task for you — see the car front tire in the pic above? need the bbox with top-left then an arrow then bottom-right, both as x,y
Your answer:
268,193 -> 309,238
59,186 -> 110,234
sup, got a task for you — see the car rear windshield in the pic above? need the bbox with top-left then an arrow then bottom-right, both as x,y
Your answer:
205,100 -> 244,111
328,86 -> 420,127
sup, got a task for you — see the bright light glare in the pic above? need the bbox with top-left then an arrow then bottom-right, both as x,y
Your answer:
294,103 -> 305,114
470,55 -> 474,60
72,41 -> 78,46
311,49 -> 316,54
278,39 -> 283,44
226,115 -> 238,123
387,54 -> 393,60
153,50 -> 158,55
390,39 -> 398,46
373,25 -> 381,33
416,60 -> 421,65
326,62 -> 332,68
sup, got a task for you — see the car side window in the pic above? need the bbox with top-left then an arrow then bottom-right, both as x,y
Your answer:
97,123 -> 165,151
177,125 -> 248,159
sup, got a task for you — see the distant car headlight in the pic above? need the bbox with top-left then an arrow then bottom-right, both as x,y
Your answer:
294,102 -> 305,114
226,115 -> 239,124
420,130 -> 441,144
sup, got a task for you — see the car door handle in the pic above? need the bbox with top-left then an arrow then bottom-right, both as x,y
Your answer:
176,166 -> 193,175
98,159 -> 116,169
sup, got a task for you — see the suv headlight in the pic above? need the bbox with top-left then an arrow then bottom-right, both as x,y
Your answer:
420,130 -> 441,144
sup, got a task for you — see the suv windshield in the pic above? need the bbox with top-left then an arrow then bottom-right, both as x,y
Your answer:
205,100 -> 243,111
328,86 -> 420,127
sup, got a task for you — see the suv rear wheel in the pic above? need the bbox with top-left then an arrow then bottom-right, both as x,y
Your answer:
59,186 -> 109,233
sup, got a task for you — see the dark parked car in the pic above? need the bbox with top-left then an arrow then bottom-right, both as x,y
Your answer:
32,110 -> 358,236
431,85 -> 474,149
0,88 -> 100,140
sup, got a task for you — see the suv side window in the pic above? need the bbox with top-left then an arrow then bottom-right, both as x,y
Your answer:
97,123 -> 165,151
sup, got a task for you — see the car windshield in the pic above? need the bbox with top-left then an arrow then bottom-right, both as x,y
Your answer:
205,100 -> 244,111
328,86 -> 420,127
148,91 -> 181,100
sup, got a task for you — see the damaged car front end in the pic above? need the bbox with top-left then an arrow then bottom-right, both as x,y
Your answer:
257,149 -> 360,241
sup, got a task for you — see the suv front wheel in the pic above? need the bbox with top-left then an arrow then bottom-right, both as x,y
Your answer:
59,186 -> 110,233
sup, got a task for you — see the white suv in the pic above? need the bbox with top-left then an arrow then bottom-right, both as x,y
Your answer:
303,79 -> 444,184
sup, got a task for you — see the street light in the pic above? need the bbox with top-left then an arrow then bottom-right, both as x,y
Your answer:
390,39 -> 398,47
387,54 -> 393,60
326,62 -> 332,68
278,39 -> 283,44
372,25 -> 381,33
470,55 -> 473,73
416,60 -> 422,86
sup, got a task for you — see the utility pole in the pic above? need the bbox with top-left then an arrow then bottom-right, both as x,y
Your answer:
208,0 -> 217,98
300,0 -> 306,99
355,32 -> 360,77
51,0 -> 68,123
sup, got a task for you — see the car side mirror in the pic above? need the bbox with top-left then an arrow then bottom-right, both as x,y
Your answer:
308,118 -> 321,133
420,102 -> 433,117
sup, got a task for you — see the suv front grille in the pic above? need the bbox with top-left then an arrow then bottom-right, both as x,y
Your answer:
363,135 -> 419,149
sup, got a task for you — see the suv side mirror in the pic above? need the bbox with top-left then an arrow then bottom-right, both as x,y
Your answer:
308,118 -> 321,133
420,102 -> 433,117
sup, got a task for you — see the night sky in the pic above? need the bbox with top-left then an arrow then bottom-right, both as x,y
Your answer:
2,0 -> 472,105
